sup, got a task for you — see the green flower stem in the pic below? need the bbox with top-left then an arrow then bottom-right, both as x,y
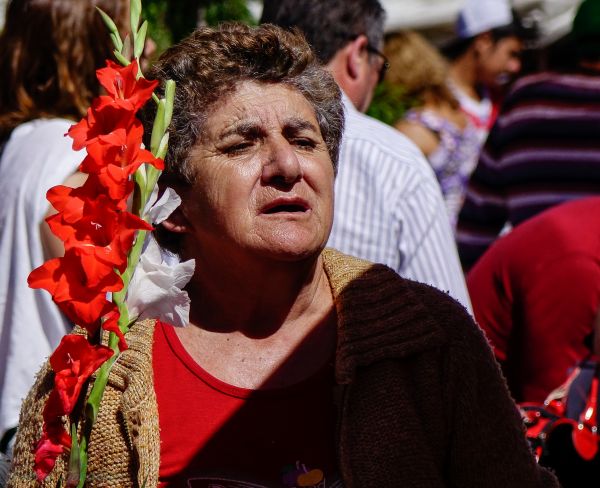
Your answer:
66,423 -> 80,487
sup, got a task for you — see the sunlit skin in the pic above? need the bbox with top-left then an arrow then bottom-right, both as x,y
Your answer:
177,81 -> 335,266
327,34 -> 386,113
478,36 -> 523,87
164,81 -> 337,389
359,49 -> 387,112
449,34 -> 523,102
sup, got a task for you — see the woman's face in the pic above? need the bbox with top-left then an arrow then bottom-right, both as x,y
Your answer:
178,81 -> 335,264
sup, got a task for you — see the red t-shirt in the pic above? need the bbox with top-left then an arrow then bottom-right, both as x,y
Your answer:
153,321 -> 342,488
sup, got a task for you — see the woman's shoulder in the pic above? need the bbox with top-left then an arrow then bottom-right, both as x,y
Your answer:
323,248 -> 468,314
323,249 -> 473,346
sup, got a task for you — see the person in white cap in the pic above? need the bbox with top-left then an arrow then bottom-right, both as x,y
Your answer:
444,0 -> 531,143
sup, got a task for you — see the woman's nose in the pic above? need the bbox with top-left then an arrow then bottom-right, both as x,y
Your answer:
261,138 -> 302,185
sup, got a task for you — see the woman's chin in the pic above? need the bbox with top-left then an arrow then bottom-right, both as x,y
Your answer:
251,239 -> 325,263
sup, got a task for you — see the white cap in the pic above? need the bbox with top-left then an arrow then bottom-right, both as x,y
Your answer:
456,0 -> 513,39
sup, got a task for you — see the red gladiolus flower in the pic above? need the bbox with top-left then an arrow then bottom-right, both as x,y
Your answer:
101,309 -> 128,351
96,59 -> 158,112
28,249 -> 123,332
67,97 -> 136,151
35,396 -> 72,483
80,121 -> 163,202
46,190 -> 152,275
33,430 -> 71,482
43,418 -> 72,450
47,177 -> 127,227
50,335 -> 114,414
42,389 -> 65,419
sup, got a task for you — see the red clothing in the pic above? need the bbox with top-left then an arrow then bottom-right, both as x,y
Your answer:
152,321 -> 341,488
467,197 -> 600,403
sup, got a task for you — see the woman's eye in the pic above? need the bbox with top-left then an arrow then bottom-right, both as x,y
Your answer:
294,138 -> 316,149
225,142 -> 253,154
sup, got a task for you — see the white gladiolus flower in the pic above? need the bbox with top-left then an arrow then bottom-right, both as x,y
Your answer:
127,187 -> 195,327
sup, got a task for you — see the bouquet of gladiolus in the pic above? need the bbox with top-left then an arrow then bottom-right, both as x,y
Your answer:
25,1 -> 194,485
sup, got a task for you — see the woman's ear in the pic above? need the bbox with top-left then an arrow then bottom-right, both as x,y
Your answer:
161,206 -> 191,234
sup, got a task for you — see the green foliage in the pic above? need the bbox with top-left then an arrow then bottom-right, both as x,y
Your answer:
205,0 -> 255,26
366,82 -> 419,127
142,0 -> 256,59
142,0 -> 173,56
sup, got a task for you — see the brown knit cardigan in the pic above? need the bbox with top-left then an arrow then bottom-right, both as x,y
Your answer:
8,249 -> 559,487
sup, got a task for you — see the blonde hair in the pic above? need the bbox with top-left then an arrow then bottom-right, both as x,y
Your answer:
384,31 -> 458,109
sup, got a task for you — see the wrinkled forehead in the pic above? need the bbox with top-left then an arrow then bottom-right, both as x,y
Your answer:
199,80 -> 323,144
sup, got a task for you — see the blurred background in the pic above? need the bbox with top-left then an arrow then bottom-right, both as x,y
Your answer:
0,0 -> 582,123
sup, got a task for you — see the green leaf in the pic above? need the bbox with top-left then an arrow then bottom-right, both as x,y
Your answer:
145,166 -> 162,200
150,99 -> 166,155
134,20 -> 148,60
135,163 -> 147,188
163,80 -> 176,129
156,132 -> 170,160
114,50 -> 131,66
96,7 -> 119,33
109,32 -> 124,53
96,7 -> 123,51
130,0 -> 142,33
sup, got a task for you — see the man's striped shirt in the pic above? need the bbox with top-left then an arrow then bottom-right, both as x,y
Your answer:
328,95 -> 472,312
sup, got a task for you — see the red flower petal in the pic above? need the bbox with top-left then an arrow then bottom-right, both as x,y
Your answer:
34,433 -> 67,482
101,309 -> 128,352
67,100 -> 135,151
49,335 -> 114,414
28,249 -> 123,331
96,59 -> 158,112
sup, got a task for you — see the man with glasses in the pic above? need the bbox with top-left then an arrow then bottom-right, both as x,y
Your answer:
261,0 -> 472,312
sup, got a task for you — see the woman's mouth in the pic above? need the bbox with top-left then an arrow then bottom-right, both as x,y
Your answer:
261,198 -> 310,214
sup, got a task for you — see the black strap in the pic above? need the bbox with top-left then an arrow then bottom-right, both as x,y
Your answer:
0,426 -> 16,455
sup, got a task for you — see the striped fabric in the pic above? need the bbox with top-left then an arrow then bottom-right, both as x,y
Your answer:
328,95 -> 472,312
456,72 -> 600,270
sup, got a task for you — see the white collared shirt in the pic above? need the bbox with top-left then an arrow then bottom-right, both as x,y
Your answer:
327,94 -> 472,313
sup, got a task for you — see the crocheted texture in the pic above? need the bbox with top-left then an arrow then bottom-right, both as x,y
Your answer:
7,319 -> 159,487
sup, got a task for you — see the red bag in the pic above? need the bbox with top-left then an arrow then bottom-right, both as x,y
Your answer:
520,358 -> 600,487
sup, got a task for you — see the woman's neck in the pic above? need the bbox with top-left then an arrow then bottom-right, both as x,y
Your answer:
175,253 -> 336,389
185,252 -> 330,337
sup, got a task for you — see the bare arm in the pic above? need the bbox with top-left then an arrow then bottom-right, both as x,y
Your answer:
394,119 -> 440,157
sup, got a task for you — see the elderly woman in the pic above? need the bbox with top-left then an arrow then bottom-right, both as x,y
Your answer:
8,23 -> 557,488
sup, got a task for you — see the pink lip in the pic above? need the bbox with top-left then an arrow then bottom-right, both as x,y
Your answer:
260,197 -> 310,214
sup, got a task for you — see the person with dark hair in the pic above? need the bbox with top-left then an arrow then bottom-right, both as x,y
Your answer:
0,0 -> 129,446
457,0 -> 600,270
261,0 -> 472,312
445,0 -> 531,143
8,22 -> 558,488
